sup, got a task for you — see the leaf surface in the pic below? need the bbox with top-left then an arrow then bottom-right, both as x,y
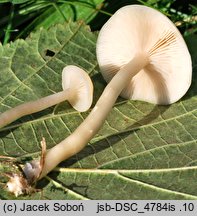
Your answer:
0,21 -> 196,200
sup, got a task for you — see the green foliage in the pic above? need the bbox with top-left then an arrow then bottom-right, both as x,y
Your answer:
0,0 -> 29,3
0,21 -> 196,199
0,0 -> 106,43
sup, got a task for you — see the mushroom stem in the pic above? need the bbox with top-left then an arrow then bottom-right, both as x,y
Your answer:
39,52 -> 149,178
0,90 -> 70,128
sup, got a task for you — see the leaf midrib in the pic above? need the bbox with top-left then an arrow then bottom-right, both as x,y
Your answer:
51,167 -> 197,199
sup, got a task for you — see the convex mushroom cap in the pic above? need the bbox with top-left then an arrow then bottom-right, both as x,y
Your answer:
96,5 -> 192,104
62,65 -> 93,112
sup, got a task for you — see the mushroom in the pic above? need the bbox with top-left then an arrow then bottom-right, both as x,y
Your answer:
11,5 -> 192,192
0,65 -> 93,128
96,5 -> 192,105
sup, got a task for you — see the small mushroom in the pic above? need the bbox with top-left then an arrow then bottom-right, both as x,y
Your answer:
19,5 -> 192,188
0,65 -> 93,128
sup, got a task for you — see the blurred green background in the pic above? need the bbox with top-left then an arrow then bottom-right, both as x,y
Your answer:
0,0 -> 196,44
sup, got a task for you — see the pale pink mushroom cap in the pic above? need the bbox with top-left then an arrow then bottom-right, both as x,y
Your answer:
96,5 -> 192,104
62,65 -> 93,112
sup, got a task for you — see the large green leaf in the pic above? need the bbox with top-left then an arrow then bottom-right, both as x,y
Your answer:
0,21 -> 196,200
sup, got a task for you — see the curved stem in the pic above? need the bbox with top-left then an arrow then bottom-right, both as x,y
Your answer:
0,90 -> 69,129
39,53 -> 149,178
